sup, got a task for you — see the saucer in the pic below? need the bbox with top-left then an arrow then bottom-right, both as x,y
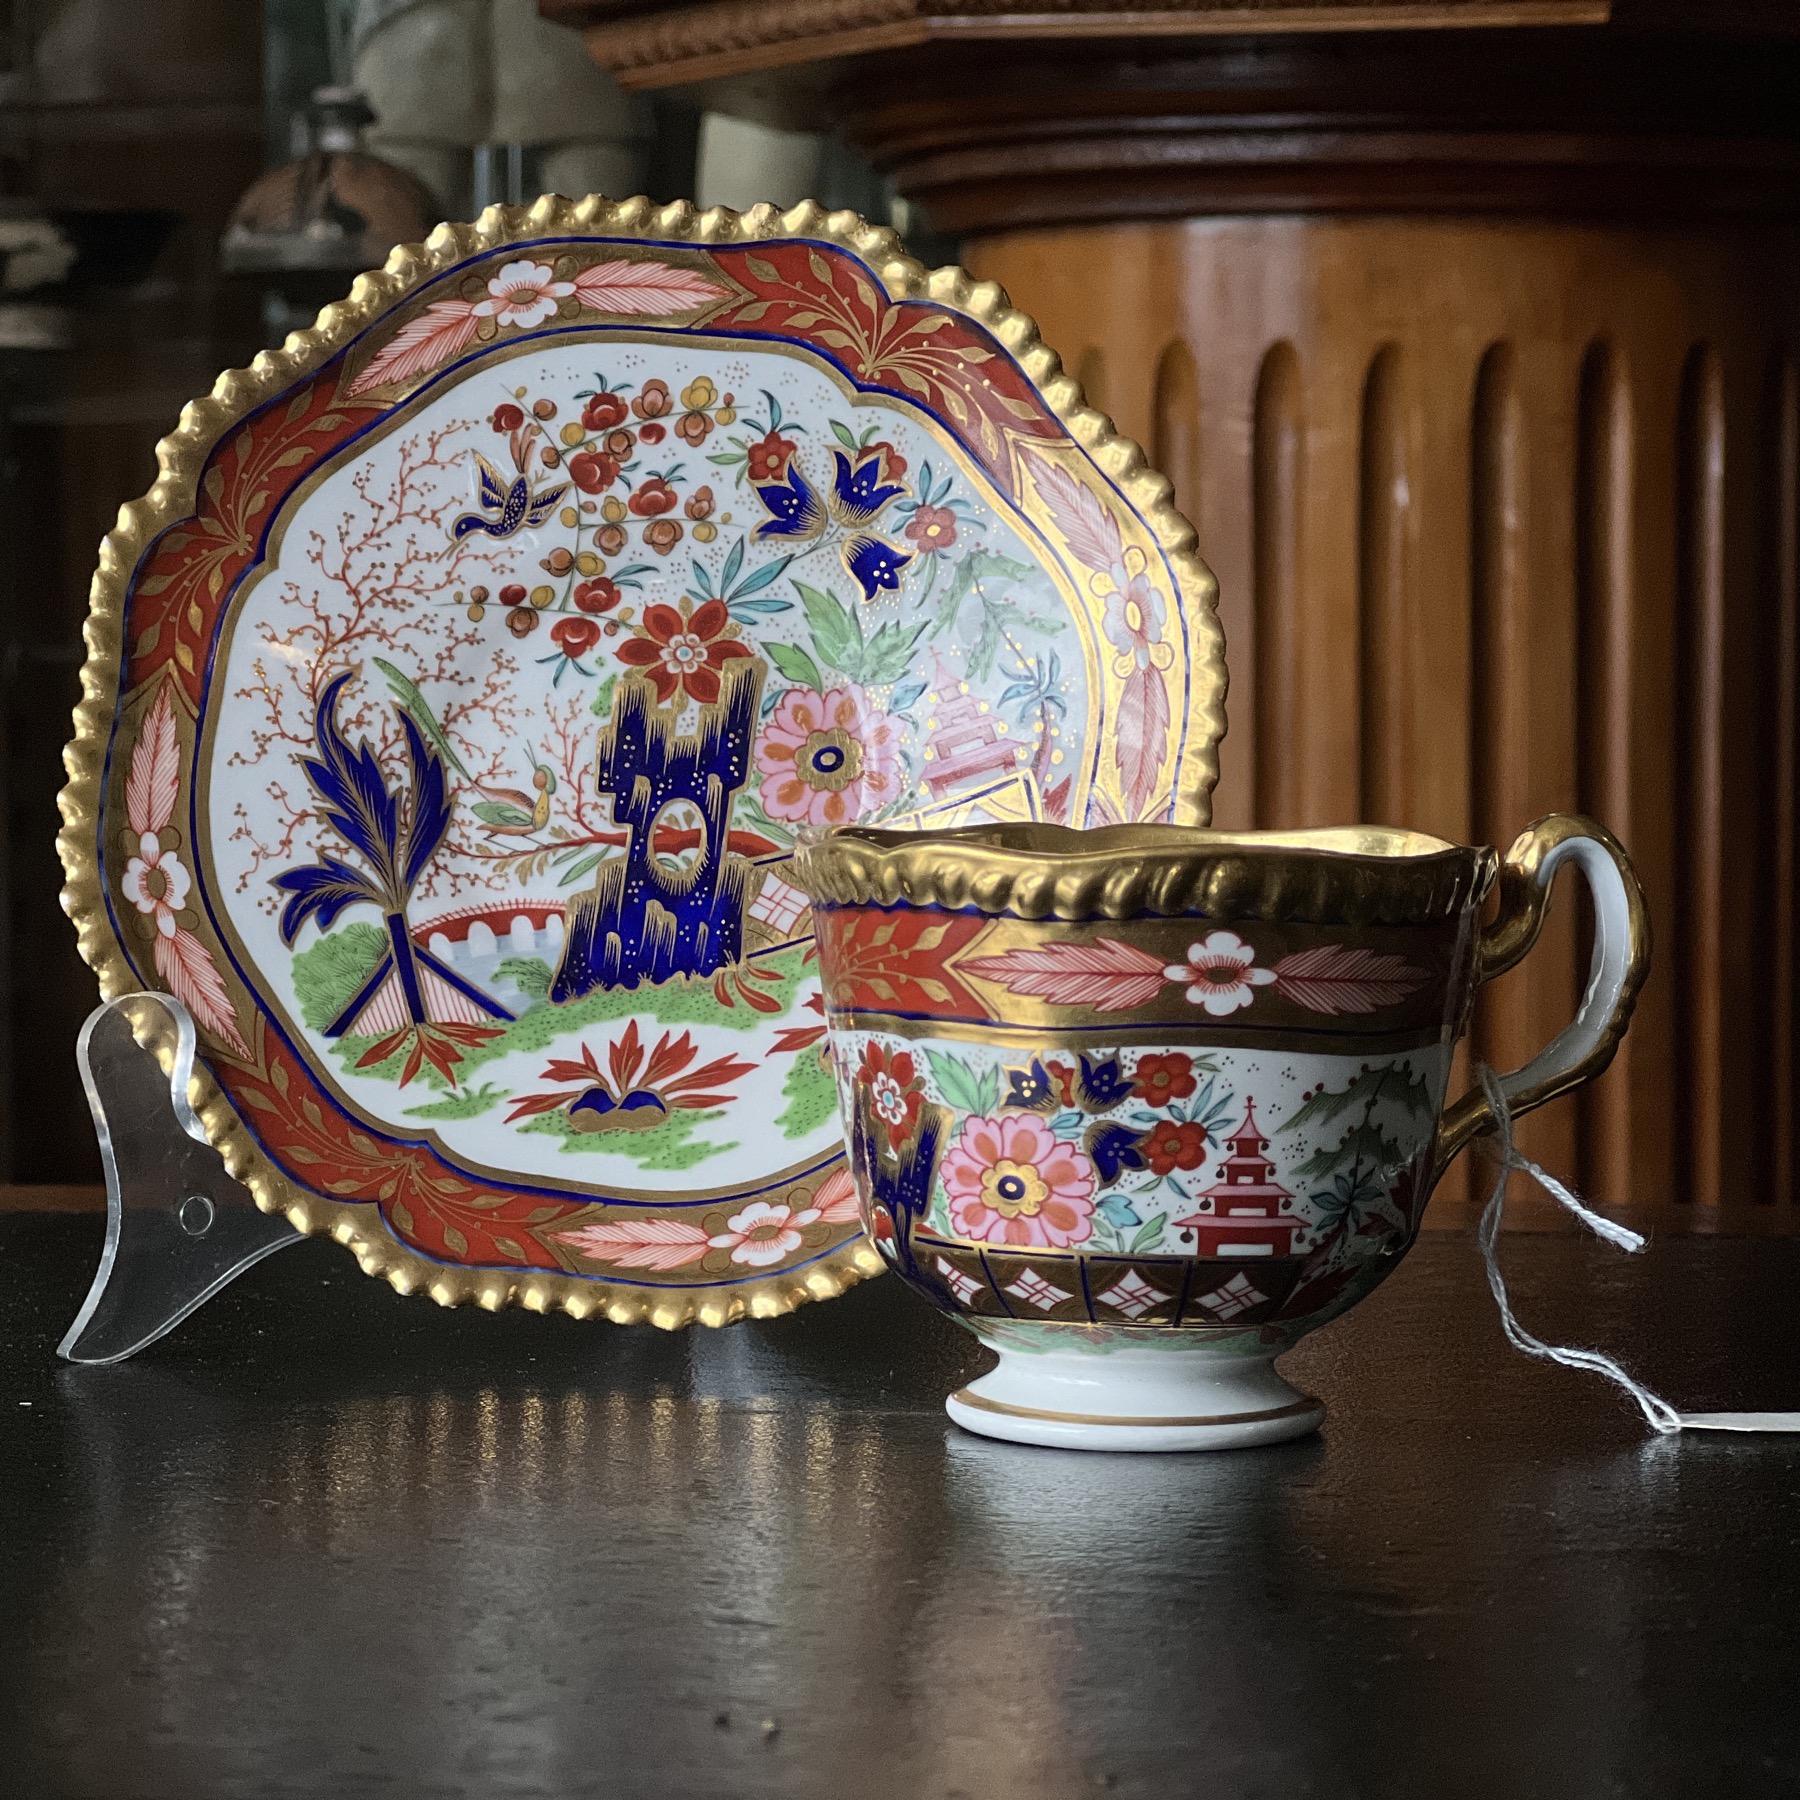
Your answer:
59,197 -> 1224,1324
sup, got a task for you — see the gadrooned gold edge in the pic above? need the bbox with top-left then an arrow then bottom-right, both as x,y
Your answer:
792,829 -> 1497,927
55,193 -> 1224,1327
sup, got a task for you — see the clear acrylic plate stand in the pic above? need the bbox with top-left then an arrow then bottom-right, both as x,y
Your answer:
58,991 -> 302,1364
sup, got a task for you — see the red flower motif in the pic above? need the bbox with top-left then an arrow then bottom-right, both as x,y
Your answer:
867,439 -> 907,482
1042,1059 -> 1081,1109
490,402 -> 524,431
499,583 -> 528,607
629,476 -> 679,517
550,616 -> 601,659
573,575 -> 622,613
858,1041 -> 923,1152
615,596 -> 753,706
1143,1119 -> 1210,1176
747,429 -> 797,480
582,392 -> 628,431
1132,1052 -> 1197,1106
569,450 -> 620,493
632,378 -> 673,420
637,422 -> 667,446
904,504 -> 959,552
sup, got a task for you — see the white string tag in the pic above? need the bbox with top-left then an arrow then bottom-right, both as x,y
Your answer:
1474,1065 -> 1800,1435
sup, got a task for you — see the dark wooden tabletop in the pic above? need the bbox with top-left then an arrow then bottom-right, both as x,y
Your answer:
4,1210 -> 1799,1799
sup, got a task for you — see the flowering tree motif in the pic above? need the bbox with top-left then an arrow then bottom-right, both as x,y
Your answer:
273,672 -> 508,1085
226,422 -> 522,906
119,688 -> 251,1057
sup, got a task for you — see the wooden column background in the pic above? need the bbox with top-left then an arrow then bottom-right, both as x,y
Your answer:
969,219 -> 1800,1208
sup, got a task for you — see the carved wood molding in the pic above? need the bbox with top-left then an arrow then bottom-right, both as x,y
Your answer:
548,0 -> 1610,85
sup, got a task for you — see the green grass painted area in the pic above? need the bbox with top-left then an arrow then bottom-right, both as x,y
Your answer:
404,1083 -> 506,1121
292,923 -> 387,1032
497,957 -> 551,1000
296,924 -> 816,1103
775,1050 -> 837,1142
516,1106 -> 733,1171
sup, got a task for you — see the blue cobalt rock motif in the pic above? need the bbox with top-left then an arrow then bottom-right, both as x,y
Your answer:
551,658 -> 766,1000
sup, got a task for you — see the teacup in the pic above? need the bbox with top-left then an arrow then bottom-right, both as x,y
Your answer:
793,815 -> 1648,1451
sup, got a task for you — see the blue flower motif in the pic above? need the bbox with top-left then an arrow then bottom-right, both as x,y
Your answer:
1077,1054 -> 1134,1111
843,533 -> 909,598
1085,1120 -> 1148,1183
829,447 -> 906,527
752,456 -> 824,541
749,444 -> 912,602
1005,1059 -> 1056,1112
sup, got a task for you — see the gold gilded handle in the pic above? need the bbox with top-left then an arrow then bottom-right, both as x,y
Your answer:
1431,814 -> 1651,1187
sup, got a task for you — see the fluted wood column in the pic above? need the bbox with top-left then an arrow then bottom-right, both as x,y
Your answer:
969,218 -> 1800,1205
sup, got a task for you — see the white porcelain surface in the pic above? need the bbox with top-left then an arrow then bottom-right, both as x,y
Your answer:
949,1336 -> 1323,1452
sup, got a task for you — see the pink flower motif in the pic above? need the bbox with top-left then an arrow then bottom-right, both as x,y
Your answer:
472,260 -> 574,330
1100,546 -> 1170,679
1163,930 -> 1277,1016
121,832 -> 190,939
755,685 -> 903,829
941,1113 -> 1096,1250
707,1199 -> 819,1267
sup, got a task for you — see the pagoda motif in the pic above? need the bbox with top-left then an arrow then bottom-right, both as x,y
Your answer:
1172,1098 -> 1302,1258
922,652 -> 1023,797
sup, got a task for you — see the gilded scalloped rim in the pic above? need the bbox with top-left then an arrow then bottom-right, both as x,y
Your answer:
793,821 -> 1498,926
55,193 -> 1225,1328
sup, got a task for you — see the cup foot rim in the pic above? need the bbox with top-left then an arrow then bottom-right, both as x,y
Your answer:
945,1385 -> 1324,1453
